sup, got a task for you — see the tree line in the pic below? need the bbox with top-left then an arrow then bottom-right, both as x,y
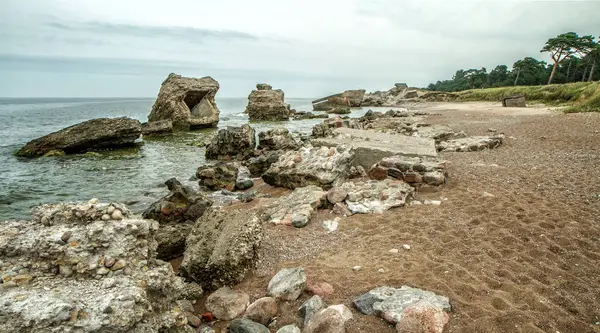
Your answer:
427,32 -> 600,92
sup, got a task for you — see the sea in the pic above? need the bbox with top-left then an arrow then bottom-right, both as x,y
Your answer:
0,97 -> 376,220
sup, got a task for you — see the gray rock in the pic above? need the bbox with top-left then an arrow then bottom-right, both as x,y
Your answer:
148,73 -> 220,130
437,135 -> 504,152
244,151 -> 284,177
205,287 -> 249,320
205,124 -> 256,160
502,94 -> 526,107
299,295 -> 326,326
229,318 -> 270,333
235,179 -> 254,191
262,145 -> 355,189
246,84 -> 289,121
179,208 -> 263,291
291,214 -> 309,228
267,268 -> 307,300
341,179 -> 414,214
353,286 -> 450,328
326,187 -> 348,204
327,304 -> 353,323
16,117 -> 142,157
374,155 -> 447,187
304,308 -> 345,333
196,162 -> 239,190
244,297 -> 278,326
276,324 -> 301,333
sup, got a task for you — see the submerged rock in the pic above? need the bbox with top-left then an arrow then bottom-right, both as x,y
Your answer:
149,73 -> 220,130
262,145 -> 355,189
16,117 -> 142,157
246,84 -> 290,121
205,124 -> 256,160
179,208 -> 263,291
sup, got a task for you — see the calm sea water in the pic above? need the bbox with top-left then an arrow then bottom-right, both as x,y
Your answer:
0,97 -> 377,220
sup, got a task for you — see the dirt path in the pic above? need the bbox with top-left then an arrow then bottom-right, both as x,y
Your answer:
194,105 -> 600,333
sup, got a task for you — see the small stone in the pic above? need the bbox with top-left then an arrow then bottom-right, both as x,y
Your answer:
228,318 -> 270,333
206,287 -> 250,320
59,265 -> 73,277
304,308 -> 345,333
299,295 -> 326,326
403,173 -> 422,183
332,203 -> 352,217
244,297 -> 278,326
111,210 -> 123,220
104,258 -> 116,268
389,249 -> 399,254
12,275 -> 33,286
327,304 -> 353,323
487,128 -> 497,132
307,282 -> 335,298
101,214 -> 110,221
482,192 -> 495,198
197,324 -> 216,333
326,187 -> 347,204
111,259 -> 126,271
267,267 -> 307,301
352,266 -> 362,271
185,312 -> 202,327
177,300 -> 195,313
276,325 -> 301,333
403,244 -> 411,250
377,268 -> 386,273
97,267 -> 110,275
102,305 -> 114,314
60,231 -> 72,243
322,219 -> 339,233
424,200 -> 441,206
106,205 -> 115,214
102,278 -> 116,289
368,166 -> 388,181
291,214 -> 309,228
409,201 -> 422,206
88,198 -> 100,205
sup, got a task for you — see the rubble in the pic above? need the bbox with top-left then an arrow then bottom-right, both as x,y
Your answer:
205,124 -> 256,160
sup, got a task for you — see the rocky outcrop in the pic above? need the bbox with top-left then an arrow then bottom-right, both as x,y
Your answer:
0,200 -> 203,333
353,286 -> 451,332
260,185 -> 327,227
262,145 -> 355,189
257,128 -> 300,151
205,124 -> 256,160
16,117 -> 142,157
246,84 -> 290,121
148,73 -> 220,130
179,208 -> 263,291
142,120 -> 173,137
142,178 -> 212,260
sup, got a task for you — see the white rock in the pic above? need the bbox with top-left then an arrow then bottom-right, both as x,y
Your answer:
482,192 -> 495,198
352,266 -> 362,271
321,219 -> 339,233
403,244 -> 411,250
101,214 -> 111,221
111,210 -> 123,220
424,200 -> 441,206
377,268 -> 386,273
388,249 -> 399,254
267,268 -> 306,301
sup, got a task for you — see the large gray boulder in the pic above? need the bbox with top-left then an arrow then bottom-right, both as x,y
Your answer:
262,145 -> 355,189
142,178 -> 212,260
16,117 -> 141,157
267,267 -> 307,300
179,208 -> 263,291
205,124 -> 256,160
0,200 -> 202,333
246,84 -> 290,121
148,73 -> 220,130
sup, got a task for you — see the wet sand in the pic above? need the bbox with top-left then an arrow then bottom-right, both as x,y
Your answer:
184,102 -> 600,333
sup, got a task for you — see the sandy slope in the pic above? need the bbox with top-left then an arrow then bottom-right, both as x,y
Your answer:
186,103 -> 600,333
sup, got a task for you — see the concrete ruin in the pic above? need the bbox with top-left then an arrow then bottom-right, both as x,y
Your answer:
148,73 -> 220,131
312,90 -> 366,111
246,84 -> 290,121
502,95 -> 526,107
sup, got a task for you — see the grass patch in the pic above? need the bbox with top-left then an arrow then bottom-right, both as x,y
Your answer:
455,82 -> 600,112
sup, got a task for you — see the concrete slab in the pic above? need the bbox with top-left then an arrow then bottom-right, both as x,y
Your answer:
312,127 -> 437,168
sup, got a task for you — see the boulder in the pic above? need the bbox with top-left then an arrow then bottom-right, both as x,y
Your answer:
373,156 -> 447,188
502,94 -> 526,107
142,120 -> 173,137
260,185 -> 326,226
16,117 -> 142,157
353,286 -> 450,331
205,124 -> 256,160
267,267 -> 307,300
327,305 -> 353,324
205,287 -> 249,320
304,308 -> 345,333
436,135 -> 504,152
326,187 -> 348,204
413,125 -> 467,143
244,297 -> 278,326
228,319 -> 270,333
299,295 -> 327,326
142,178 -> 212,260
327,107 -> 351,115
258,128 -> 300,151
262,145 -> 355,189
148,73 -> 220,130
341,89 -> 366,107
0,200 -> 203,333
246,84 -> 289,121
179,208 -> 263,291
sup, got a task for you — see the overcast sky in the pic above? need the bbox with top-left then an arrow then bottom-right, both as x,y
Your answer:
1,0 -> 599,97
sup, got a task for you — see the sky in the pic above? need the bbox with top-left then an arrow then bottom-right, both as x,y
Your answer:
1,0 -> 599,98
